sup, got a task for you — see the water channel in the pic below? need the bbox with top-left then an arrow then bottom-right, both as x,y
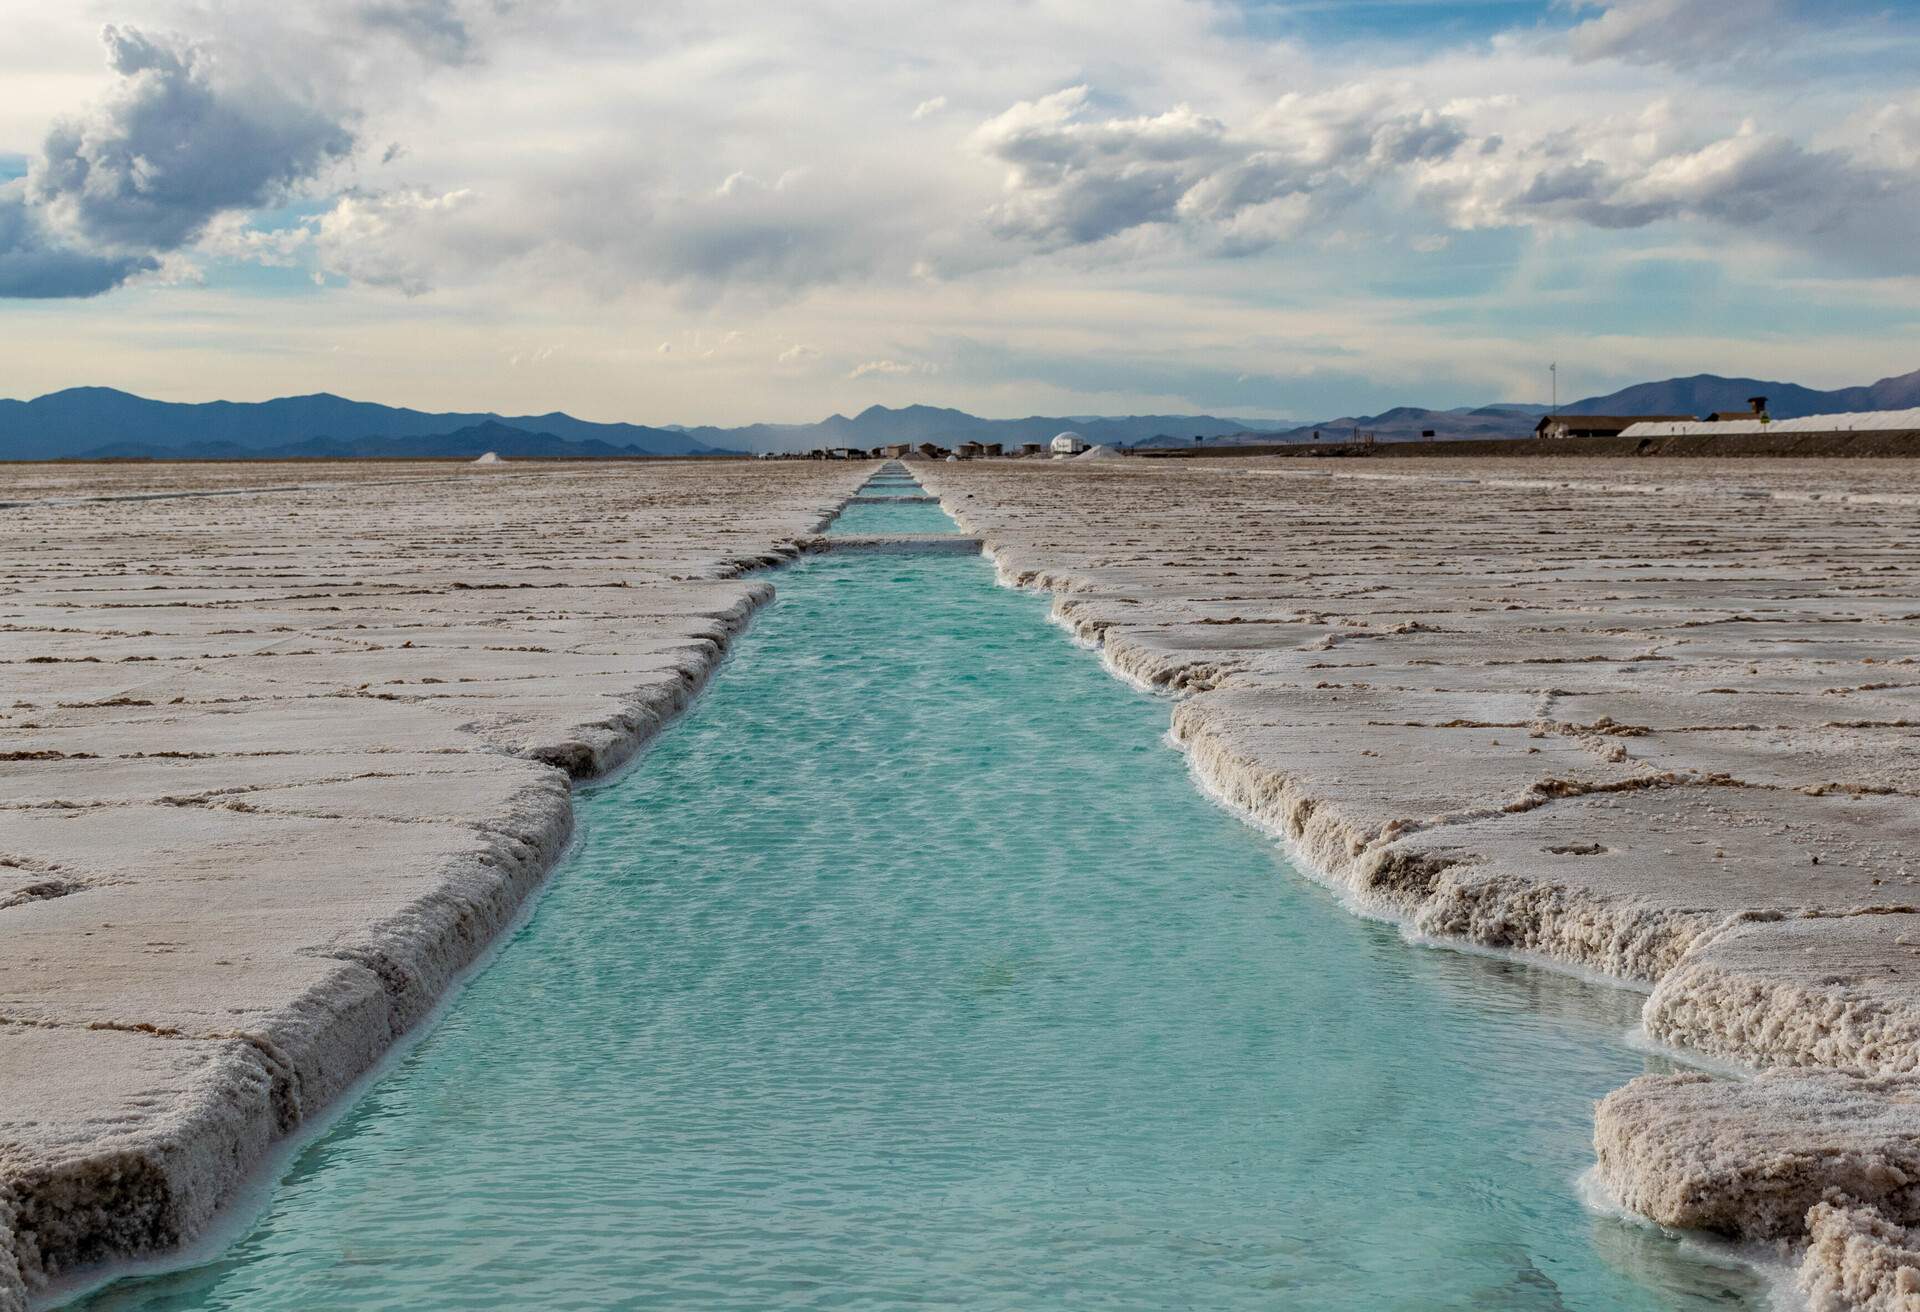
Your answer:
66,470 -> 1763,1310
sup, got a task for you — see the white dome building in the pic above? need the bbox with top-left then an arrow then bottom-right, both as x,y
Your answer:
1050,430 -> 1089,457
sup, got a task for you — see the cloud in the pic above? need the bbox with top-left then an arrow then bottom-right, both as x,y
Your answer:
912,96 -> 947,120
1422,114 -> 1920,270
309,187 -> 481,294
303,156 -> 930,298
36,26 -> 353,252
1565,0 -> 1792,68
356,0 -> 476,65
970,84 -> 1470,253
1368,110 -> 1470,166
198,212 -> 313,267
1,24 -> 353,298
0,186 -> 157,298
1859,96 -> 1920,172
778,343 -> 820,363
848,358 -> 935,379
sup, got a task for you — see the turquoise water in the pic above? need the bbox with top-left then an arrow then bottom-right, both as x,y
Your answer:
826,494 -> 957,536
67,479 -> 1762,1311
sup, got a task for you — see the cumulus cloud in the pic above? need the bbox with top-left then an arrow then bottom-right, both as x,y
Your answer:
778,343 -> 820,363
0,185 -> 157,297
1,24 -> 352,298
1860,96 -> 1920,172
309,188 -> 481,294
1422,113 -> 1920,270
36,25 -> 352,251
970,84 -> 1471,253
5,0 -> 1914,320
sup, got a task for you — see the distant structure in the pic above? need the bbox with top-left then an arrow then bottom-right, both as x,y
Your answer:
956,441 -> 985,459
1705,397 -> 1771,423
1621,406 -> 1920,439
471,451 -> 504,465
1050,430 -> 1089,456
1534,414 -> 1694,440
1019,442 -> 1043,457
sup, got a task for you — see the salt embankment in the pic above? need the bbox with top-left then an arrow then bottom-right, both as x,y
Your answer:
917,456 -> 1920,1310
0,459 -> 872,1311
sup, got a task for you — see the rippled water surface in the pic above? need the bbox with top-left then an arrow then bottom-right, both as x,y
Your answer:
71,477 -> 1762,1311
826,492 -> 957,535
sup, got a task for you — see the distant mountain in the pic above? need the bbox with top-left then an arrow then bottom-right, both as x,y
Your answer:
1563,369 -> 1920,420
70,420 -> 676,462
1201,368 -> 1920,446
680,404 -> 1296,454
5,367 -> 1914,460
0,388 -> 719,459
1181,404 -> 1551,447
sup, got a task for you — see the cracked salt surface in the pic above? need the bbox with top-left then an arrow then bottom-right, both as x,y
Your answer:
60,474 -> 1764,1309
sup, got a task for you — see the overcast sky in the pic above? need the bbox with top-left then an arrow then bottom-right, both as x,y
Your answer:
1,0 -> 1916,424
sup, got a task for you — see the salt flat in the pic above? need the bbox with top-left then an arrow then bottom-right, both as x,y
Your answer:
918,455 -> 1920,1309
0,459 -> 865,1309
10,453 -> 1920,1310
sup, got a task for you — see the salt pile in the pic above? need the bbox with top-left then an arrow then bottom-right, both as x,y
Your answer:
1623,408 -> 1920,437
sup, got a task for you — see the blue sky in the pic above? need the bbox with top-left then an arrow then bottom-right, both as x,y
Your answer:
0,0 -> 1916,423
1238,0 -> 1562,43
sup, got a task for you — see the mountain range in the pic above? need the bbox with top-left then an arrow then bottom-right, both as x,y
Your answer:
3,368 -> 1916,461
0,389 -> 718,460
1195,368 -> 1920,447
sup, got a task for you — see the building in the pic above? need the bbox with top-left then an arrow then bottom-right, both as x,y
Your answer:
1534,414 -> 1695,440
956,441 -> 985,459
1705,398 -> 1772,423
1019,443 -> 1043,457
1050,430 -> 1089,456
915,443 -> 942,460
983,443 -> 1003,457
881,444 -> 910,458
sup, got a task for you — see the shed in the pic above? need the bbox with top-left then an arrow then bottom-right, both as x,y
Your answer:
1534,414 -> 1695,440
1050,430 -> 1089,456
1707,399 -> 1771,423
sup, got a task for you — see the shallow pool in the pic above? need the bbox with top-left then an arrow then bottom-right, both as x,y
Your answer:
68,479 -> 1762,1311
825,493 -> 957,536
